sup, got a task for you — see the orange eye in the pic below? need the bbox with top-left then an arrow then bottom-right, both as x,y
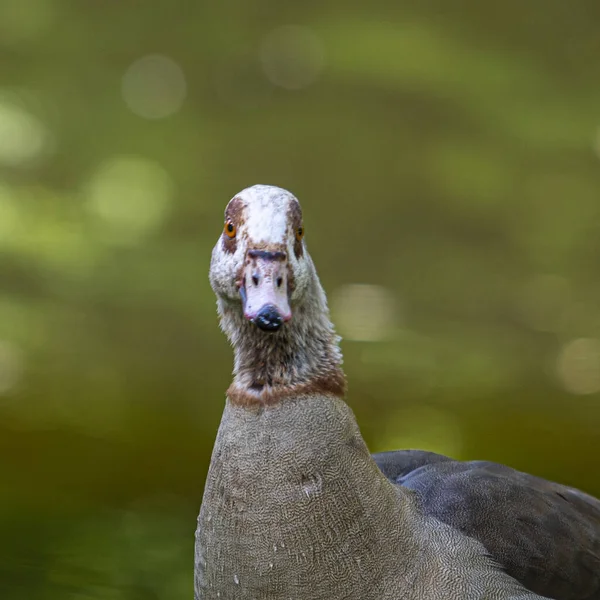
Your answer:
295,226 -> 304,241
224,220 -> 236,238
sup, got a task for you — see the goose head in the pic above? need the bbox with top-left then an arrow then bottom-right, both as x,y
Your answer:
210,184 -> 314,333
210,184 -> 345,402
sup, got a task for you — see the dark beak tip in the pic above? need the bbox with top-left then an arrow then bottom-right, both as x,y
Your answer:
254,305 -> 284,332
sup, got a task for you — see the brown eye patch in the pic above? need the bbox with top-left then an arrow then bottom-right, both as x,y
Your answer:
288,199 -> 304,259
222,196 -> 244,254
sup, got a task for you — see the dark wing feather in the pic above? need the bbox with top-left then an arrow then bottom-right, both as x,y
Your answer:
373,450 -> 600,600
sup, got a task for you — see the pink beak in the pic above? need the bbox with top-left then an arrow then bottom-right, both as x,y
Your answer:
239,250 -> 292,332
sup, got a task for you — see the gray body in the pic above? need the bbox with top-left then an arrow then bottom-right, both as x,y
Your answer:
374,450 -> 600,600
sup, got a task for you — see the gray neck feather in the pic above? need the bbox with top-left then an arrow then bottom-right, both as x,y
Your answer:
195,397 -> 420,600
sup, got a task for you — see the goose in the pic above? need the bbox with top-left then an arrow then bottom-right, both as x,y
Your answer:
195,184 -> 600,600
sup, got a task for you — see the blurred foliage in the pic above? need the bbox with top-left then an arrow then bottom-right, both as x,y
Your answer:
1,0 -> 600,597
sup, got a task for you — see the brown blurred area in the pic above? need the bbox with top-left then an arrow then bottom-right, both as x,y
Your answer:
1,0 -> 600,597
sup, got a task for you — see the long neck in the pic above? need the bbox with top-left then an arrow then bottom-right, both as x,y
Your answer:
218,274 -> 346,405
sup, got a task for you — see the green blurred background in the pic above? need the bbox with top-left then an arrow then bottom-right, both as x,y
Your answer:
1,0 -> 600,597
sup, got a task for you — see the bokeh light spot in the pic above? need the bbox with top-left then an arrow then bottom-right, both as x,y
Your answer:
85,155 -> 174,239
0,95 -> 51,166
332,284 -> 397,342
260,26 -> 325,90
556,338 -> 600,395
122,55 -> 187,119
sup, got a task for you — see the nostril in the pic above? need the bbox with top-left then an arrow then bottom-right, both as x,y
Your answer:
276,277 -> 283,288
252,274 -> 259,286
